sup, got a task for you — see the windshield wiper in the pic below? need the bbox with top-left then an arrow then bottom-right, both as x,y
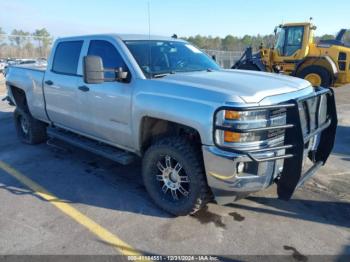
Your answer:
152,71 -> 175,78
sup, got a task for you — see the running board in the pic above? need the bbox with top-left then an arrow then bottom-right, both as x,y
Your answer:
47,127 -> 136,165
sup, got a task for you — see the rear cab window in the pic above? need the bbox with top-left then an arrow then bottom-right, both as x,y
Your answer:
52,41 -> 83,75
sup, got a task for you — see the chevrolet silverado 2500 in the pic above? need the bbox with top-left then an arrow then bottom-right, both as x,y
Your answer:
5,34 -> 337,216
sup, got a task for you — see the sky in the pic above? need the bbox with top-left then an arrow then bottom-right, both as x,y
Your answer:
1,0 -> 349,38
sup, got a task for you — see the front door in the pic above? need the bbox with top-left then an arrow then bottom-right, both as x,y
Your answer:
76,39 -> 133,148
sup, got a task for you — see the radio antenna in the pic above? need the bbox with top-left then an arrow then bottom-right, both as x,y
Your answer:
148,0 -> 152,78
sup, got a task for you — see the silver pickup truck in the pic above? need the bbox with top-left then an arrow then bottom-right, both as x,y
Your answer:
5,34 -> 337,216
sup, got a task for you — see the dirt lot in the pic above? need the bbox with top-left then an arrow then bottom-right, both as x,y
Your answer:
0,75 -> 349,259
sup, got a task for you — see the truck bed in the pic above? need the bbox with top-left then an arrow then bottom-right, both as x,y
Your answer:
12,64 -> 47,72
6,65 -> 48,122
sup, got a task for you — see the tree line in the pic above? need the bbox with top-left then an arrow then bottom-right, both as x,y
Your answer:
182,33 -> 336,51
0,26 -> 336,59
0,27 -> 53,58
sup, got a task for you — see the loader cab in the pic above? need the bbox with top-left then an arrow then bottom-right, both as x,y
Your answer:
273,23 -> 314,61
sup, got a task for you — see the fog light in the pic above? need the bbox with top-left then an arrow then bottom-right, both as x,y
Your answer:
237,162 -> 245,174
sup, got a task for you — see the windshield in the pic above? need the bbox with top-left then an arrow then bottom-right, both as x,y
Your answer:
275,27 -> 286,55
124,40 -> 220,78
275,26 -> 304,56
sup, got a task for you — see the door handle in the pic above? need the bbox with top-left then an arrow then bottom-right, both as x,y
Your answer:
45,80 -> 53,85
78,85 -> 90,92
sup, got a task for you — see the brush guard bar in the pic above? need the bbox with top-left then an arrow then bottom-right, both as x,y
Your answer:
213,87 -> 337,200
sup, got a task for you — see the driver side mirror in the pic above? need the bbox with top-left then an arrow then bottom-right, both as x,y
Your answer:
83,55 -> 104,84
83,56 -> 129,83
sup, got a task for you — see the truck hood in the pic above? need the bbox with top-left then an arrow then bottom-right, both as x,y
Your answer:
157,69 -> 311,103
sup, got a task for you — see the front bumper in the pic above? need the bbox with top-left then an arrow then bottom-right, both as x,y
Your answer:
203,145 -> 283,204
204,87 -> 337,205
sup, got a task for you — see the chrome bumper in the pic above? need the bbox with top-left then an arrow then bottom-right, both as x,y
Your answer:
202,145 -> 283,205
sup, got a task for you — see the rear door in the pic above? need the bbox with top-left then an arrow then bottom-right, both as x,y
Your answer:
75,39 -> 134,148
44,40 -> 85,130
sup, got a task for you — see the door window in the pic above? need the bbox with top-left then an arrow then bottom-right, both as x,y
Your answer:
285,26 -> 304,56
87,40 -> 128,81
52,41 -> 83,75
275,28 -> 286,56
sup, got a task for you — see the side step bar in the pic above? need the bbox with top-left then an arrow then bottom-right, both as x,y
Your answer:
47,127 -> 136,165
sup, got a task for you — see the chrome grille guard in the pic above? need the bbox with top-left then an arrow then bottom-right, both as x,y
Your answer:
213,87 -> 338,200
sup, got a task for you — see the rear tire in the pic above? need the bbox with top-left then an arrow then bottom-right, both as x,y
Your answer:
14,108 -> 47,144
142,137 -> 211,216
297,65 -> 332,88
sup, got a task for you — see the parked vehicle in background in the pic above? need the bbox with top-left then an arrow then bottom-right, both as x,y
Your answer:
5,34 -> 337,216
0,59 -> 6,73
3,59 -> 17,76
3,58 -> 48,76
18,59 -> 37,65
36,58 -> 48,67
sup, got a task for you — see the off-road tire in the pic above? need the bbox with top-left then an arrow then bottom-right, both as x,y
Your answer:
297,65 -> 332,88
142,137 -> 211,216
14,107 -> 47,144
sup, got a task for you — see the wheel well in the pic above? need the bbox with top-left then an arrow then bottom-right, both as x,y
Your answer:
9,85 -> 28,111
140,117 -> 202,154
295,57 -> 336,81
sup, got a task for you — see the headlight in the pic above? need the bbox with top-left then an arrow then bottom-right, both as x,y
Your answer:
215,108 -> 287,147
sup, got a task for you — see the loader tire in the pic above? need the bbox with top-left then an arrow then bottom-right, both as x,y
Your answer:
297,66 -> 332,88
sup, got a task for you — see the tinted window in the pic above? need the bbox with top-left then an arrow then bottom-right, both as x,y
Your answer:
52,41 -> 83,75
88,40 -> 127,79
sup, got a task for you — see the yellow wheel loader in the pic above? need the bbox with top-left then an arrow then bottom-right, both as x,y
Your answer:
233,22 -> 350,87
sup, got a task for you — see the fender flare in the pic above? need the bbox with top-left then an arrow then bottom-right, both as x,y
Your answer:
293,56 -> 338,81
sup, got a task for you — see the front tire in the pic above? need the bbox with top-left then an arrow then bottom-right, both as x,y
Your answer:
14,108 -> 47,144
142,137 -> 211,216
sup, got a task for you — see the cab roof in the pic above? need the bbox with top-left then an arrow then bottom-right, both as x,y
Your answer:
282,22 -> 312,27
56,34 -> 186,42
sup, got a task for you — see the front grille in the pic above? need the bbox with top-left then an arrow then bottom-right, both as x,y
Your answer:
268,108 -> 287,138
